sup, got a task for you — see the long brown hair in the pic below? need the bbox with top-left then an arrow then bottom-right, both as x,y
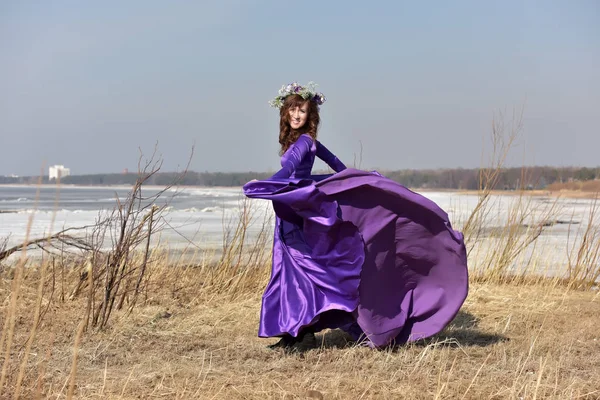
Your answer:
278,94 -> 320,155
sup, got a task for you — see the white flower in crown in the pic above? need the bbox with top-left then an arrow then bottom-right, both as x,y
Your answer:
268,81 -> 327,109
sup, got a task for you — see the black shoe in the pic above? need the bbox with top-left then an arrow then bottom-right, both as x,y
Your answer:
287,331 -> 317,354
267,334 -> 294,350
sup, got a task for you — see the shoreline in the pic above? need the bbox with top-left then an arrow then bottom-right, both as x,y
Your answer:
1,183 -> 598,199
0,183 -> 243,190
458,188 -> 599,199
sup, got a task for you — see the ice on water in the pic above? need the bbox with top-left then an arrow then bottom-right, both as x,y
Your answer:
1,185 -> 597,278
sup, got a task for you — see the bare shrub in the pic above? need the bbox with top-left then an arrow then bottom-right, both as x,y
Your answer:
79,148 -> 191,329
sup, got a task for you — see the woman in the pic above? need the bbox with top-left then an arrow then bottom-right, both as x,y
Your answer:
243,82 -> 468,353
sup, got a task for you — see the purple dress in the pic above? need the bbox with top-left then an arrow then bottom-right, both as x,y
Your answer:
243,134 -> 468,348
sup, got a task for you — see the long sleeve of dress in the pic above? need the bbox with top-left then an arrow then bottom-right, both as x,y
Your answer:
316,141 -> 347,173
270,134 -> 314,180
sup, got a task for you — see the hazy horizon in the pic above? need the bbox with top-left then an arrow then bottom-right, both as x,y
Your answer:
1,1 -> 598,176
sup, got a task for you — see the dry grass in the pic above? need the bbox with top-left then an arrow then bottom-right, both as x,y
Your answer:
453,189 -> 600,200
1,264 -> 599,399
547,181 -> 600,193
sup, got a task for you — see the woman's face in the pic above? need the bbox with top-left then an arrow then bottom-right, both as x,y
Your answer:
288,102 -> 309,130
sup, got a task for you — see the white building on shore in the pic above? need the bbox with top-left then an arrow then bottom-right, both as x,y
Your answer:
49,165 -> 71,180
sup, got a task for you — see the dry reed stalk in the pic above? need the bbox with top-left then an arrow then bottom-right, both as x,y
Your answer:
14,173 -> 62,398
199,198 -> 272,298
66,320 -> 85,400
463,107 -> 523,246
13,262 -> 46,399
566,194 -> 600,288
471,193 -> 561,283
0,174 -> 42,395
460,107 -> 569,285
34,330 -> 55,400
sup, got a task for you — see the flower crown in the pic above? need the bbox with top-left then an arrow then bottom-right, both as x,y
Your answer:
268,81 -> 326,109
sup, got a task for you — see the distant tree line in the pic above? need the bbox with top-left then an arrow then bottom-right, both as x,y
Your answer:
1,166 -> 599,190
383,166 -> 600,190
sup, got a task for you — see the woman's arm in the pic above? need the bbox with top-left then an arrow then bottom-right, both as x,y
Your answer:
270,134 -> 314,179
316,141 -> 347,173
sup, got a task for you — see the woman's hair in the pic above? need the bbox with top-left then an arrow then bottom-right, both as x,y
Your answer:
278,94 -> 320,155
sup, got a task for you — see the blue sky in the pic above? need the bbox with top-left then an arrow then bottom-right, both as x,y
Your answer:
1,1 -> 598,175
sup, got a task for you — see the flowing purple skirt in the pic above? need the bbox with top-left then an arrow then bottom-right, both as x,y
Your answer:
243,168 -> 468,348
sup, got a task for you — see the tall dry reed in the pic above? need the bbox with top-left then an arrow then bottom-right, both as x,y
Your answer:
566,195 -> 600,288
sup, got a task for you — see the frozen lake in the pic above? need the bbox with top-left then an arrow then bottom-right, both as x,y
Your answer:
1,184 -> 598,278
